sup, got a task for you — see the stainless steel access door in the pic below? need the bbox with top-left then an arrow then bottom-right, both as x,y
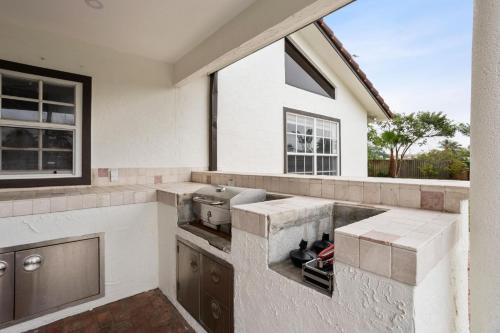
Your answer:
0,252 -> 14,324
14,238 -> 100,319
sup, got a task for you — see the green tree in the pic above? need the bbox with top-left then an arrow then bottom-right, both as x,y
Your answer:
439,139 -> 462,152
368,111 -> 457,177
418,142 -> 470,180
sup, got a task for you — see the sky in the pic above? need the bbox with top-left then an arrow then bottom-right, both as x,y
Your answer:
324,0 -> 473,152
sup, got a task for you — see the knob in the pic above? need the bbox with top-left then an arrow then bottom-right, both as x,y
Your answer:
210,268 -> 220,284
23,254 -> 43,272
211,300 -> 221,320
0,260 -> 7,277
190,259 -> 198,272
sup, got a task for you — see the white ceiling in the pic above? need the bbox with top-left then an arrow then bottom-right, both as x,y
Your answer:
0,0 -> 256,62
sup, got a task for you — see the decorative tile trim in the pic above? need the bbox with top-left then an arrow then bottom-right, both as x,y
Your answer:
191,171 -> 469,213
92,167 -> 206,186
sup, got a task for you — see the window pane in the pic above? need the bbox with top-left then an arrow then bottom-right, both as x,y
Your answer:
305,156 -> 313,173
42,103 -> 75,125
286,114 -> 296,133
43,130 -> 73,149
332,140 -> 338,154
316,137 -> 323,154
316,119 -> 324,137
2,150 -> 38,170
43,83 -> 75,104
331,156 -> 338,175
296,116 -> 305,135
42,151 -> 73,171
297,135 -> 305,153
323,156 -> 330,172
332,123 -> 337,139
2,75 -> 38,99
1,127 -> 39,148
296,156 -> 304,173
324,122 -> 332,138
286,134 -> 296,152
324,138 -> 331,154
306,136 -> 313,153
316,156 -> 323,173
306,118 -> 314,135
1,99 -> 39,122
287,155 -> 295,173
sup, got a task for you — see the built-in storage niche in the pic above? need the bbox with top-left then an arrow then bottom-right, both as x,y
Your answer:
177,238 -> 233,333
0,234 -> 104,328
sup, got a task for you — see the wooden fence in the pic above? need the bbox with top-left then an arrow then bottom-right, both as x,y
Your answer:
368,159 -> 467,180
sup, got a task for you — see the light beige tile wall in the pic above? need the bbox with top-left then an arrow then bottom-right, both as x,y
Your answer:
191,171 -> 469,213
92,167 -> 205,186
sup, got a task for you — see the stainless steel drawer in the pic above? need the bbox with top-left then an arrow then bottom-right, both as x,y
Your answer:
14,238 -> 100,319
200,292 -> 231,333
0,252 -> 14,325
201,254 -> 232,308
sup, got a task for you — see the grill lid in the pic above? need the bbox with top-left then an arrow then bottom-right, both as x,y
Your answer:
193,185 -> 266,208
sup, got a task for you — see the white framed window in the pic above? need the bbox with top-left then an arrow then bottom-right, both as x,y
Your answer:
0,69 -> 83,180
285,110 -> 339,176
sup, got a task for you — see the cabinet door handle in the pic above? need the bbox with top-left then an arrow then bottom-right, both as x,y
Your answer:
210,268 -> 220,284
23,254 -> 43,272
190,259 -> 198,272
211,300 -> 221,320
0,260 -> 7,277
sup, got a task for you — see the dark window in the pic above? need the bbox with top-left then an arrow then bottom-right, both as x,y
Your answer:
0,59 -> 91,188
285,39 -> 335,99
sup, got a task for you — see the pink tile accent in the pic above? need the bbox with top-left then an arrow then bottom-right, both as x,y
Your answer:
360,231 -> 401,245
98,168 -> 109,177
154,175 -> 162,184
421,191 -> 444,211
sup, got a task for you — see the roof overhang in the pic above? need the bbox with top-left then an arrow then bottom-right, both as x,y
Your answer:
288,21 -> 393,120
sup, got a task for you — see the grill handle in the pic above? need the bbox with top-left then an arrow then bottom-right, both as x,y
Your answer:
193,196 -> 224,206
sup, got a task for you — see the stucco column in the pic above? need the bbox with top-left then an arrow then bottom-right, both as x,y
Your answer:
470,0 -> 500,331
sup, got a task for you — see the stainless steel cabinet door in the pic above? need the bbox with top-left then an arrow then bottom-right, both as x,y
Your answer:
15,238 -> 100,319
0,252 -> 14,325
177,241 -> 200,320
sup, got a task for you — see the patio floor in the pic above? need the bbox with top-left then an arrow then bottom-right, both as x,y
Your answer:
28,289 -> 194,333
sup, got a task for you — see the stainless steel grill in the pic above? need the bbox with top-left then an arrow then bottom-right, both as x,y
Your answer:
192,185 -> 266,231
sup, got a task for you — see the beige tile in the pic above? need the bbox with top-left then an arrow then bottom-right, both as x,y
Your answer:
134,191 -> 147,204
334,181 -> 349,200
97,193 -> 111,207
391,246 -> 417,285
33,198 -> 51,214
110,192 -> 124,206
279,178 -> 289,194
271,177 -> 280,192
363,182 -> 381,204
359,239 -> 391,277
444,190 -> 468,213
157,191 -> 176,206
381,183 -> 399,206
67,195 -> 83,210
0,201 -> 13,218
50,197 -> 67,213
392,231 -> 433,251
13,200 -> 33,216
334,233 -> 359,267
82,194 -> 97,209
145,190 -> 157,202
399,185 -> 421,208
255,176 -> 264,189
321,179 -> 335,199
348,182 -> 363,202
309,180 -> 322,197
421,191 -> 444,211
123,191 -> 135,205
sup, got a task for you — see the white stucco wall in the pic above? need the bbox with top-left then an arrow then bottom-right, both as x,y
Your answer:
217,38 -> 369,177
0,204 -> 159,333
0,21 -> 209,169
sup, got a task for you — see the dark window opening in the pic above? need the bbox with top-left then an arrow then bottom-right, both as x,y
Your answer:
285,39 -> 335,99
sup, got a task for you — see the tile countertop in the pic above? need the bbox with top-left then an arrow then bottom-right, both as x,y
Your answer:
231,195 -> 463,286
0,182 -> 207,218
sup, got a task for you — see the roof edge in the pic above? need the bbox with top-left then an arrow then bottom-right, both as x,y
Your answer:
314,19 -> 394,119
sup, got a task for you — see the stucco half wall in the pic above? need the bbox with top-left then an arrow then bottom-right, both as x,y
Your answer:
217,38 -> 369,177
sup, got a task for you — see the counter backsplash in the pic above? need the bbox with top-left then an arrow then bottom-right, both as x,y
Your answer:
92,167 -> 206,186
191,171 -> 469,213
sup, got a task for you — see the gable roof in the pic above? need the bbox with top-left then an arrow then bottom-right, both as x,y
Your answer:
315,19 -> 393,119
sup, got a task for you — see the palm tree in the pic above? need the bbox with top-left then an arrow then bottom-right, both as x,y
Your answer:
439,139 -> 462,152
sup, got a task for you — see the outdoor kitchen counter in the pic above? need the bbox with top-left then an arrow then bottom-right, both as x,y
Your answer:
0,182 -> 207,218
232,195 -> 464,286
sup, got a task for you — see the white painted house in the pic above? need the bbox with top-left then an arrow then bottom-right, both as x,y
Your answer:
218,20 -> 392,177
